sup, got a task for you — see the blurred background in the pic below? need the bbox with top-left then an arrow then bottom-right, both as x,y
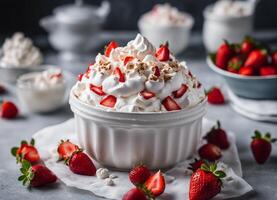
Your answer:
0,0 -> 276,36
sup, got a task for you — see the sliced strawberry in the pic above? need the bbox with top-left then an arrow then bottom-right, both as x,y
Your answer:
57,140 -> 79,160
239,66 -> 254,76
207,87 -> 225,105
153,66 -> 160,77
259,66 -> 277,76
144,170 -> 165,197
140,90 -> 155,100
124,56 -> 134,65
105,41 -> 118,57
173,84 -> 188,98
162,96 -> 181,111
77,74 -> 84,81
100,95 -> 117,108
114,67 -> 125,82
198,143 -> 222,161
89,84 -> 106,96
156,43 -> 170,61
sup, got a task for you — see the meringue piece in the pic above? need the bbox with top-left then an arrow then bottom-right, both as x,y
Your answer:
212,0 -> 253,17
109,174 -> 118,179
104,178 -> 115,186
96,168 -> 110,179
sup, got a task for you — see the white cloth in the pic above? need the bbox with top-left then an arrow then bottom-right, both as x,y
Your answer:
33,118 -> 252,200
228,89 -> 277,122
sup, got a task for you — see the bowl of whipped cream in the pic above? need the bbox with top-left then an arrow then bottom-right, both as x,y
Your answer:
0,32 -> 44,83
69,34 -> 206,169
17,68 -> 72,113
203,0 -> 257,52
138,3 -> 194,55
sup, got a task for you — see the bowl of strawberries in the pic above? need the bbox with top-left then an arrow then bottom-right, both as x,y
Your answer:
207,37 -> 277,99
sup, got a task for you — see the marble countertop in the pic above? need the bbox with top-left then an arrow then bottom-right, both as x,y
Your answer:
0,31 -> 277,200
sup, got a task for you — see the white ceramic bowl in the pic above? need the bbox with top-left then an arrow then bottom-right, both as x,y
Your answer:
138,13 -> 194,55
203,5 -> 253,52
69,90 -> 207,170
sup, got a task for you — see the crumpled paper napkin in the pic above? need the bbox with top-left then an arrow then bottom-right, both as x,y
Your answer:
33,118 -> 252,200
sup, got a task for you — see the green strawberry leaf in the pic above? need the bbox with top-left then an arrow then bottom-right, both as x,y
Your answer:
214,170 -> 226,178
30,138 -> 35,146
21,140 -> 28,146
11,147 -> 18,157
18,175 -> 25,181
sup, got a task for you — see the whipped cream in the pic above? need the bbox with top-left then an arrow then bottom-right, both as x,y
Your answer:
140,4 -> 189,26
1,32 -> 43,67
73,34 -> 205,112
212,0 -> 254,17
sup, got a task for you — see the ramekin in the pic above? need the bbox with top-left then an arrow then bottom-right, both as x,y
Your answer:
69,90 -> 207,170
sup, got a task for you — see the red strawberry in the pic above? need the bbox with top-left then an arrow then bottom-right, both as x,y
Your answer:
173,84 -> 188,98
68,150 -> 96,176
144,170 -> 165,197
227,56 -> 244,73
188,158 -> 206,172
198,143 -> 222,161
129,165 -> 151,186
207,87 -> 225,105
100,95 -> 117,108
239,66 -> 254,76
0,100 -> 18,119
204,121 -> 229,150
57,140 -> 79,160
140,90 -> 155,100
244,49 -> 268,69
89,84 -> 106,96
105,41 -> 118,57
241,36 -> 255,56
215,41 -> 234,69
251,130 -> 276,164
122,188 -> 148,200
11,139 -> 40,164
77,74 -> 84,81
0,84 -> 6,94
18,160 -> 57,187
156,43 -> 170,61
273,51 -> 277,66
189,163 -> 226,200
124,56 -> 134,65
259,66 -> 277,76
162,96 -> 181,111
153,66 -> 160,77
114,67 -> 125,82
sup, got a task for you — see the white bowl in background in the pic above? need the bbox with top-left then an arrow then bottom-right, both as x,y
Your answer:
203,5 -> 254,52
138,13 -> 194,55
69,90 -> 207,170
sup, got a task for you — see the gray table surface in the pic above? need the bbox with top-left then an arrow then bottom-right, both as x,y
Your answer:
1,31 -> 277,200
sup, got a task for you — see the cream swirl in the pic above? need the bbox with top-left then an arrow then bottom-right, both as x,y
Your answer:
73,34 -> 205,112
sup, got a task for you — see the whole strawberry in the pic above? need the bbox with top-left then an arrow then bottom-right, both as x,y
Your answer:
129,165 -> 151,186
122,188 -> 148,200
57,140 -> 79,160
251,130 -> 276,164
207,87 -> 225,105
198,143 -> 222,161
67,149 -> 96,176
0,100 -> 18,119
18,160 -> 57,187
240,36 -> 255,56
11,139 -> 40,164
188,158 -> 206,172
259,66 -> 277,76
189,163 -> 226,200
227,56 -> 244,73
244,49 -> 268,69
215,41 -> 234,69
204,121 -> 229,150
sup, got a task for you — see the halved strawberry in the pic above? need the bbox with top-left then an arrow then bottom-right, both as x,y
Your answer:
156,43 -> 170,61
173,84 -> 188,98
198,143 -> 222,161
239,66 -> 254,76
100,95 -> 117,108
105,41 -> 118,57
153,66 -> 160,77
162,96 -> 181,111
124,56 -> 134,65
57,140 -> 79,161
114,67 -> 125,82
259,66 -> 277,76
144,170 -> 165,197
89,84 -> 106,96
77,74 -> 84,81
140,90 -> 155,100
